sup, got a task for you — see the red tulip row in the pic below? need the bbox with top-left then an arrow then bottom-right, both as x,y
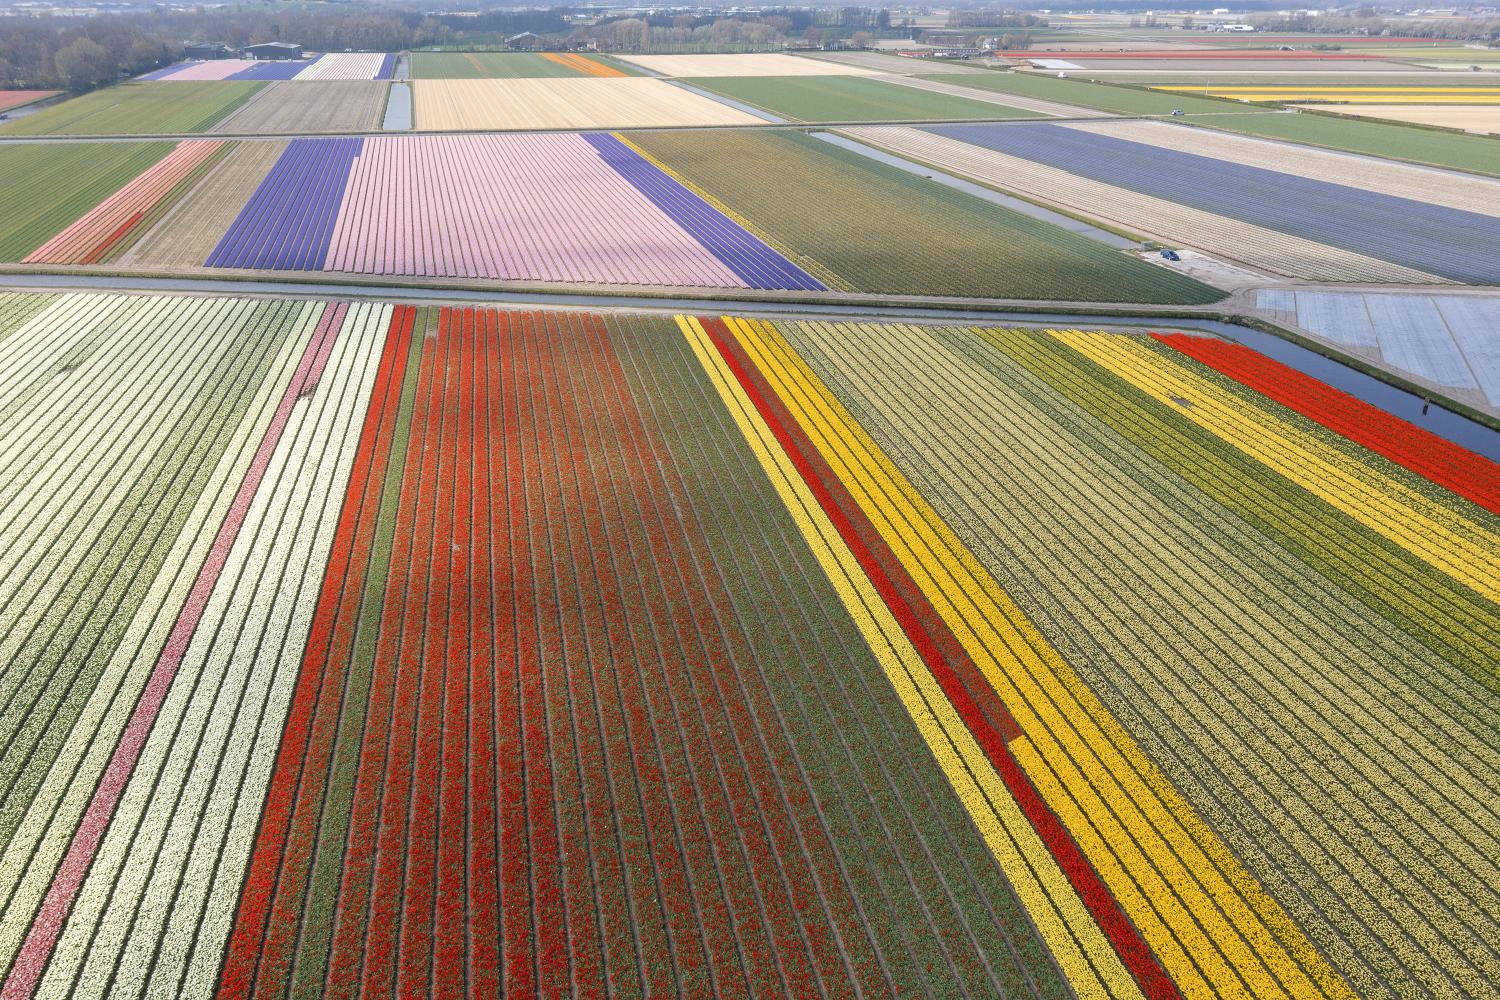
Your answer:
218,306 -> 874,997
218,305 -> 418,1000
699,316 -> 1180,1000
1155,332 -> 1500,516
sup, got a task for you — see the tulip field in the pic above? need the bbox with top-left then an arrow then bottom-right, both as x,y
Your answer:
0,129 -> 1219,300
409,51 -> 635,78
204,133 -> 825,288
211,82 -> 389,134
0,82 -> 263,136
0,91 -> 55,113
22,140 -> 230,265
411,78 -> 761,130
0,142 -> 177,261
141,53 -> 396,82
0,288 -> 1493,1000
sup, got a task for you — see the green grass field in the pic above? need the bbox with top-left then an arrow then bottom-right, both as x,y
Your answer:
1185,111 -> 1500,176
925,71 -> 1272,115
0,82 -> 263,135
0,142 -> 172,259
632,129 -> 1221,304
408,51 -> 638,78
686,75 -> 1044,122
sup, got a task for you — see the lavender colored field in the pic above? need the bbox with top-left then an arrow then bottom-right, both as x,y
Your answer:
210,134 -> 821,290
139,60 -> 263,82
928,121 -> 1500,285
206,138 -> 363,270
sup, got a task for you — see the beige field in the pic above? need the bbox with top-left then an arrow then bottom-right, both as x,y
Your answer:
615,53 -> 878,77
1158,85 -> 1500,104
843,125 -> 1450,284
121,140 -> 285,268
800,50 -> 990,75
1064,119 -> 1500,217
1291,103 -> 1500,133
877,74 -> 1093,117
212,81 -> 389,134
413,77 -> 762,130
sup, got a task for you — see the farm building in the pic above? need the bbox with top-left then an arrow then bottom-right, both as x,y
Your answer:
184,42 -> 234,60
244,41 -> 303,61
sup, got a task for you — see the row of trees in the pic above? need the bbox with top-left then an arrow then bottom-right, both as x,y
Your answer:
1,3 -> 1030,88
0,4 -> 550,89
1250,12 -> 1500,43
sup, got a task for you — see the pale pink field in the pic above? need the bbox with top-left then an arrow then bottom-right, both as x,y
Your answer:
324,133 -> 748,287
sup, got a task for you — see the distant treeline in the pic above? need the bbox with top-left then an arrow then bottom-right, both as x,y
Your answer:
0,3 -> 987,88
0,4 -> 578,89
1250,13 -> 1500,43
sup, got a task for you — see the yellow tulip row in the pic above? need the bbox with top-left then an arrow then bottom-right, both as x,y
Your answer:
1053,330 -> 1500,606
706,315 -> 1357,1000
678,314 -> 1139,999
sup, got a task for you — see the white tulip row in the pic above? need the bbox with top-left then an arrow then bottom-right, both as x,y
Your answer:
0,296 -> 323,983
35,302 -> 390,1000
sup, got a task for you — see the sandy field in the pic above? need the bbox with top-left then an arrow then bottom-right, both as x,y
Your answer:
212,81 -> 389,134
799,51 -> 989,75
615,53 -> 878,77
1290,103 -> 1500,133
413,78 -> 762,130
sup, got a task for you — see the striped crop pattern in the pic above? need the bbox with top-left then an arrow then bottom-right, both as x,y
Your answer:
0,291 -> 1493,1000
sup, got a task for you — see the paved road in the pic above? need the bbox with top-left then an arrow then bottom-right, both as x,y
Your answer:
2,271 -> 1495,458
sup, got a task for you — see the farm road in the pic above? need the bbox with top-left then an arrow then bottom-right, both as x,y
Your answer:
2,271 -> 1496,453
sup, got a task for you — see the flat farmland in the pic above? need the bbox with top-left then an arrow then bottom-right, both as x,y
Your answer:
848,126 -> 1444,284
1064,120 -> 1500,217
1172,109 -> 1500,176
204,133 -> 824,289
1157,84 -> 1500,104
750,314 -> 1500,1000
629,129 -> 1220,302
1291,103 -> 1500,134
926,121 -> 1500,284
800,50 -> 992,75
121,140 -> 286,269
922,72 -> 1269,115
409,50 -> 633,78
0,142 -> 173,260
412,77 -> 760,129
22,140 -> 230,265
293,52 -> 395,80
1086,71 -> 1500,85
685,75 -> 1045,122
0,289 -> 1494,1000
618,52 -> 879,77
0,292 -> 1085,1000
1042,58 -> 1420,72
0,82 -> 263,135
211,81 -> 389,134
139,59 -> 266,81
